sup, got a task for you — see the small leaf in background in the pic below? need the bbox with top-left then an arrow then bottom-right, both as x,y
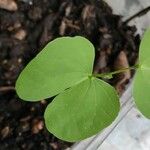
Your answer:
133,29 -> 150,118
44,78 -> 120,142
16,36 -> 94,101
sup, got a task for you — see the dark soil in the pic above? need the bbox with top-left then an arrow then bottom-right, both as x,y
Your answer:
0,0 -> 140,150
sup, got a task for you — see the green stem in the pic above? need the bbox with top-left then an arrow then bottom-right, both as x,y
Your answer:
93,64 -> 139,78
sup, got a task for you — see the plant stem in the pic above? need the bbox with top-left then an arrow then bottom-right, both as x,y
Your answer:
93,64 -> 139,78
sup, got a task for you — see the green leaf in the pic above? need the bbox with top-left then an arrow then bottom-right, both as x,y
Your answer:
133,29 -> 150,118
16,36 -> 94,101
44,77 -> 120,142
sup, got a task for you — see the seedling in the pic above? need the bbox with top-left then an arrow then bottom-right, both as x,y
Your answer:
16,29 -> 150,142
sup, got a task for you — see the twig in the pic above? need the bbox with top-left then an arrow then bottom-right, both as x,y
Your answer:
124,6 -> 150,24
64,18 -> 80,30
0,86 -> 15,92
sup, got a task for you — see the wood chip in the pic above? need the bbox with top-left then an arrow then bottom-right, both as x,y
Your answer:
50,143 -> 58,150
14,29 -> 27,40
94,51 -> 108,73
0,86 -> 15,92
32,119 -> 44,134
0,0 -> 18,11
59,20 -> 67,35
1,126 -> 11,139
82,5 -> 96,21
20,116 -> 31,122
114,51 -> 131,94
8,22 -> 21,31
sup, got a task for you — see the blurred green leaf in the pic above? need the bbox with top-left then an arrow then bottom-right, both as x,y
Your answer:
133,29 -> 150,118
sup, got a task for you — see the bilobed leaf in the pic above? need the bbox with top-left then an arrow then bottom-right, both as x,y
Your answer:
16,36 -> 94,101
16,35 -> 120,142
133,29 -> 150,118
44,77 -> 120,142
